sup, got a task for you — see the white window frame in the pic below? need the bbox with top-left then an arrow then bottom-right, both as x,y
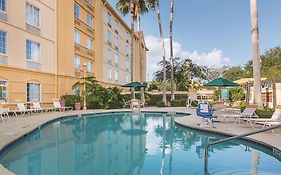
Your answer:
125,59 -> 129,70
114,70 -> 119,81
115,37 -> 119,48
107,49 -> 112,62
26,3 -> 40,28
87,37 -> 93,50
0,0 -> 6,13
107,12 -> 112,26
107,30 -> 112,43
27,82 -> 41,102
114,53 -> 119,65
107,68 -> 112,79
74,30 -> 80,44
86,0 -> 93,5
87,14 -> 93,27
26,39 -> 40,62
74,3 -> 80,19
87,60 -> 93,72
0,80 -> 8,102
74,56 -> 80,70
114,20 -> 119,31
0,30 -> 7,55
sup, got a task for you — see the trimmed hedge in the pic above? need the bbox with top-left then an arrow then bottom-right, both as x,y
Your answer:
171,100 -> 186,107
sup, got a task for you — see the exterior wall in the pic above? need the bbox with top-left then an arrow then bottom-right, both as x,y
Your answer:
0,0 -> 57,104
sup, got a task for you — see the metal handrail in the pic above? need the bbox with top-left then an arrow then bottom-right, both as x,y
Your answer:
204,123 -> 281,174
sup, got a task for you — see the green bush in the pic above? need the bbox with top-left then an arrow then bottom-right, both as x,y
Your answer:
156,101 -> 165,107
171,100 -> 186,107
147,94 -> 188,106
61,95 -> 81,107
256,109 -> 274,118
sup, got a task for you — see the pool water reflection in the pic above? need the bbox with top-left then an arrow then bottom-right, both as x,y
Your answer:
0,112 -> 281,175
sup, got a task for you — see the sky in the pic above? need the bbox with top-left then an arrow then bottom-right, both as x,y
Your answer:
109,0 -> 281,80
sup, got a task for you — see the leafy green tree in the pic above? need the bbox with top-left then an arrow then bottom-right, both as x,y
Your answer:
223,66 -> 247,81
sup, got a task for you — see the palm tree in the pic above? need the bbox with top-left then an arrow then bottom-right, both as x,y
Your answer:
156,0 -> 167,105
116,0 -> 155,100
250,0 -> 263,108
169,0 -> 175,101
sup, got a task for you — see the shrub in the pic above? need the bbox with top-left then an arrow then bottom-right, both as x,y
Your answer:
61,95 -> 81,108
255,109 -> 274,118
156,101 -> 165,107
171,100 -> 186,107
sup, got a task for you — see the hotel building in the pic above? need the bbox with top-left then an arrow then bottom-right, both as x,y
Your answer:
0,0 -> 147,105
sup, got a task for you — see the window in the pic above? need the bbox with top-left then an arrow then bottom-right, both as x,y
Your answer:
27,83 -> 40,102
107,12 -> 112,26
86,0 -> 93,5
87,37 -> 93,50
114,70 -> 119,81
74,56 -> 80,69
0,0 -> 6,12
74,30 -> 80,44
107,49 -> 112,62
107,68 -> 112,79
74,3 -> 80,18
73,85 -> 80,96
115,37 -> 119,49
0,80 -> 7,102
26,40 -> 40,62
87,60 -> 93,72
87,14 -> 93,27
114,53 -> 118,65
26,3 -> 40,27
125,59 -> 129,70
126,75 -> 129,83
114,20 -> 119,31
126,46 -> 129,57
107,30 -> 112,44
0,31 -> 6,54
126,32 -> 129,42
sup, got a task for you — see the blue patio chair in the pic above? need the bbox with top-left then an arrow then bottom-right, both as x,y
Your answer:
196,101 -> 217,127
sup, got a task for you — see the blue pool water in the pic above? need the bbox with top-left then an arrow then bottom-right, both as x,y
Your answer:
0,112 -> 281,175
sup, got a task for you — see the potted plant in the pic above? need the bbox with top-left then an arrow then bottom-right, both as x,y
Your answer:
75,101 -> 81,110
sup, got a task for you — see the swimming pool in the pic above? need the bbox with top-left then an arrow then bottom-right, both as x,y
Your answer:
0,112 -> 280,175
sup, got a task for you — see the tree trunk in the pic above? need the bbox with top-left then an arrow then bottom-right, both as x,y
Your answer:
130,0 -> 135,99
136,6 -> 145,101
156,0 -> 167,105
250,0 -> 263,108
170,0 -> 175,101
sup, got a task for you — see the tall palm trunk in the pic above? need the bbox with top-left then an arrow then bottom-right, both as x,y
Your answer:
250,0 -> 263,108
136,5 -> 145,101
130,0 -> 135,99
156,0 -> 167,105
169,0 -> 175,101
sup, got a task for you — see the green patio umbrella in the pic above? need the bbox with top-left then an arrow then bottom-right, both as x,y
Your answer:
122,82 -> 146,88
205,77 -> 240,101
204,77 -> 240,87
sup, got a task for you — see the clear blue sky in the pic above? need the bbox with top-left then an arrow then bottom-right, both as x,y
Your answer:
109,0 -> 281,77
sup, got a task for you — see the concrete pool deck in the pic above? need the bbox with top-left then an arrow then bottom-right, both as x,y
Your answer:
0,107 -> 280,174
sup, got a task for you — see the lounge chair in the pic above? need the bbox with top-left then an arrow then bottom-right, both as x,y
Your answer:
196,101 -> 217,128
53,101 -> 72,112
32,102 -> 54,112
12,103 -> 36,116
0,107 -> 10,123
223,107 -> 257,124
130,99 -> 141,113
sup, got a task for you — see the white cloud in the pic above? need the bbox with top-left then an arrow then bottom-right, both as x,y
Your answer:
144,35 -> 235,80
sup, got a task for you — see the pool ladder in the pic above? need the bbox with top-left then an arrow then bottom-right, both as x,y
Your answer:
204,124 -> 281,174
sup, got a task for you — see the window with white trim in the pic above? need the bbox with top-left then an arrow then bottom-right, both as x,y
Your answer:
114,53 -> 119,65
74,30 -> 80,44
114,70 -> 119,81
0,31 -> 6,55
87,14 -> 93,27
107,68 -> 112,79
73,85 -> 80,96
107,12 -> 112,26
26,40 -> 40,62
125,46 -> 129,57
115,37 -> 119,49
114,20 -> 119,31
27,83 -> 40,102
107,49 -> 112,63
74,3 -> 80,18
86,0 -> 93,5
87,37 -> 93,50
107,30 -> 112,44
87,60 -> 93,72
26,3 -> 40,27
74,56 -> 80,69
0,0 -> 6,13
0,80 -> 7,102
126,32 -> 129,42
125,59 -> 129,70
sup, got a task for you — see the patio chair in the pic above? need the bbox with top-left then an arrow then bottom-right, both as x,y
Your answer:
32,102 -> 54,113
139,100 -> 145,108
130,99 -> 141,113
196,101 -> 217,128
0,107 -> 10,123
53,101 -> 73,112
12,103 -> 36,116
223,106 -> 257,124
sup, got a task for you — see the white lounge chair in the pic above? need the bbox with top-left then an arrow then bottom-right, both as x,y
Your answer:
0,107 -> 10,123
32,102 -> 54,113
223,107 -> 257,124
53,101 -> 72,112
12,103 -> 36,116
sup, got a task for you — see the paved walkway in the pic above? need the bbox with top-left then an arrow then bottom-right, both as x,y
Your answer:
0,107 -> 280,174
